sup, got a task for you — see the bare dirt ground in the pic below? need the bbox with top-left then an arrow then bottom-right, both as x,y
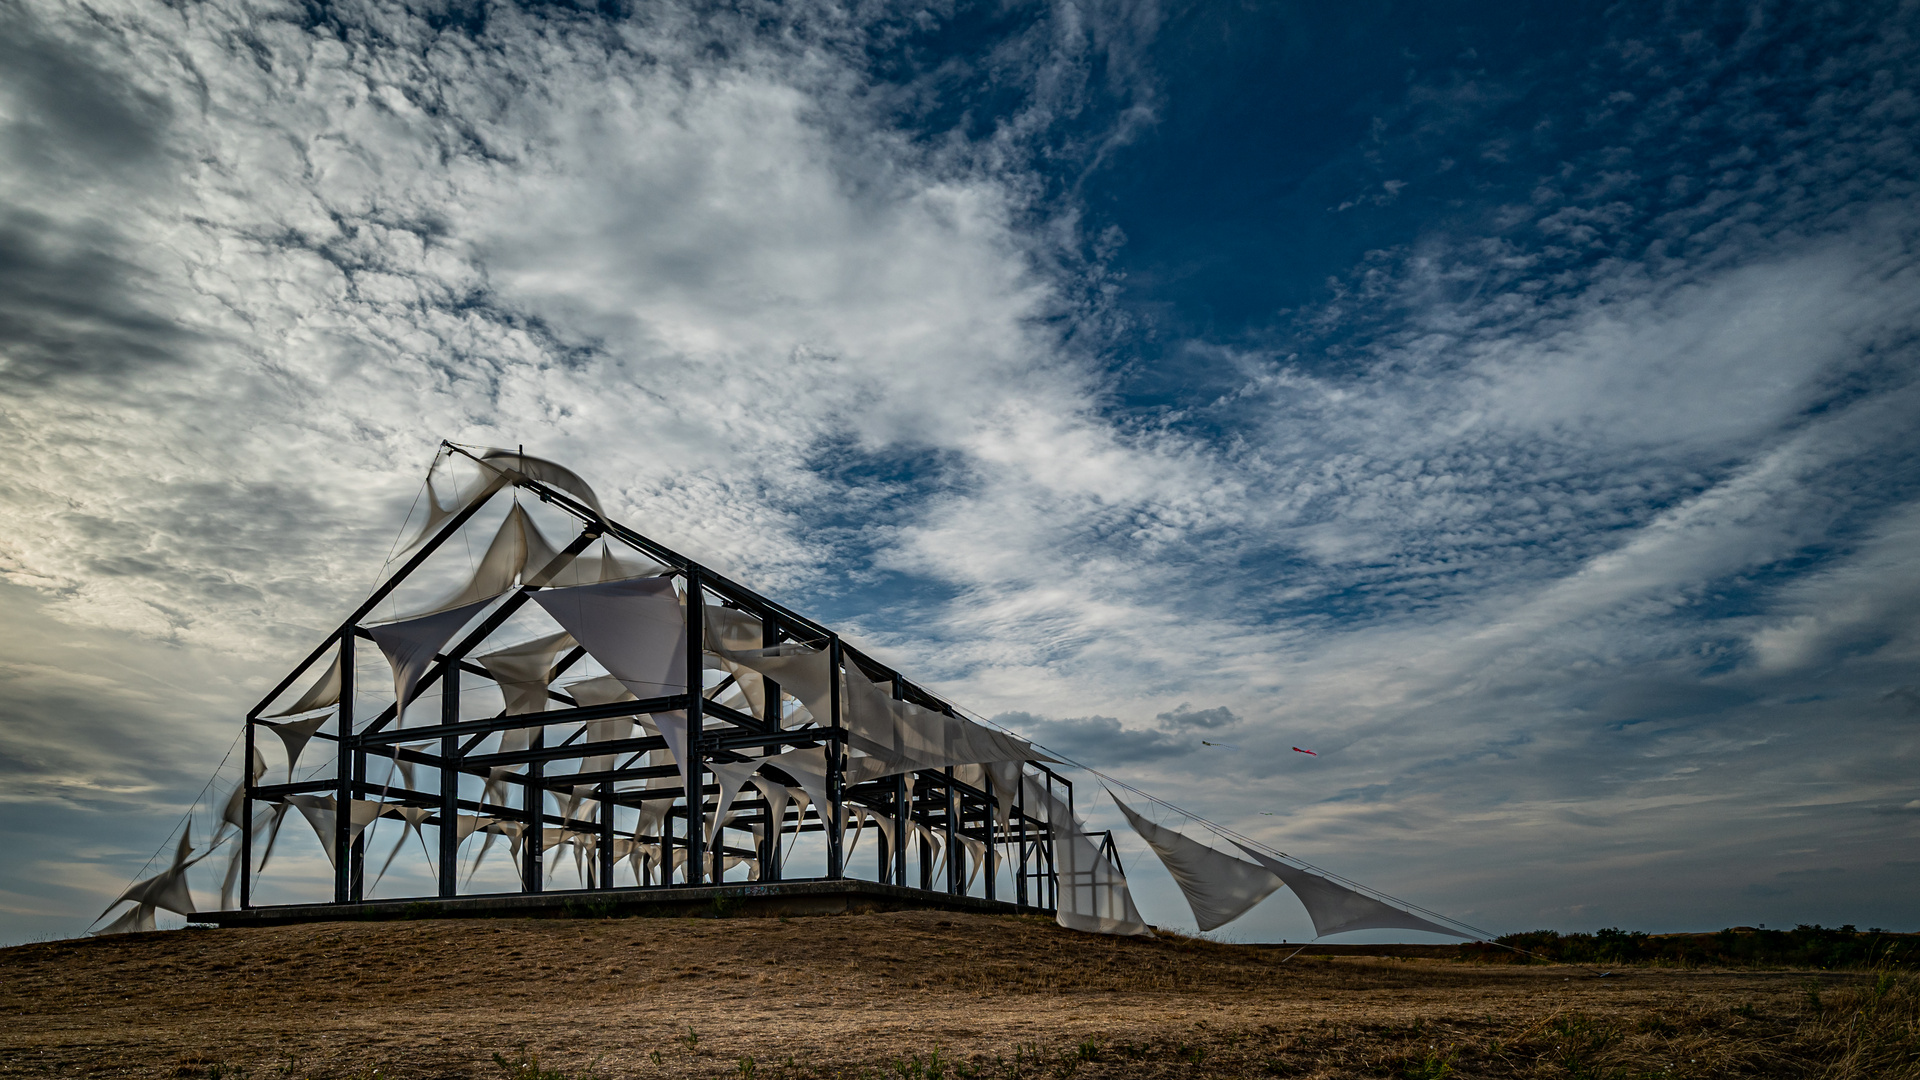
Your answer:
0,911 -> 1904,1079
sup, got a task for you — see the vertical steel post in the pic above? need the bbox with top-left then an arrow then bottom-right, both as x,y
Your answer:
350,746 -> 367,901
983,770 -> 997,902
1015,766 -> 1029,908
917,777 -> 932,890
524,725 -> 544,894
598,779 -> 615,889
241,715 -> 255,910
944,766 -> 959,895
333,629 -> 354,905
438,666 -> 460,898
760,612 -> 782,882
684,569 -> 705,885
826,637 -> 844,880
894,774 -> 908,888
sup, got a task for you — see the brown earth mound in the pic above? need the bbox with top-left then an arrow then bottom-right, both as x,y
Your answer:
2,910 -> 1912,1079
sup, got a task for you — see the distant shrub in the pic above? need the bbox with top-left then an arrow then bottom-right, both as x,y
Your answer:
1488,925 -> 1916,969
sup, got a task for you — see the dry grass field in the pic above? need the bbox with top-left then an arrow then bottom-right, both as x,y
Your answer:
2,910 -> 1914,1080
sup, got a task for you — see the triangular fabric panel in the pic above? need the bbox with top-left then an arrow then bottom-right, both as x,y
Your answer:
765,746 -> 835,831
840,667 -> 1048,775
651,710 -> 693,793
266,654 -> 341,717
479,448 -> 604,519
113,828 -> 204,918
563,674 -> 635,708
717,643 -> 831,728
1112,795 -> 1284,931
750,776 -> 792,844
399,503 -> 537,619
1231,843 -> 1469,939
368,599 -> 494,718
531,576 -> 687,699
399,454 -> 509,555
1020,786 -> 1151,937
707,759 -> 766,844
94,902 -> 157,935
284,795 -> 384,867
260,714 -> 331,780
477,631 -> 575,716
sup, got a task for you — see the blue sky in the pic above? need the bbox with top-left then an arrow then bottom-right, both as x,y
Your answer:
1,0 -> 1917,944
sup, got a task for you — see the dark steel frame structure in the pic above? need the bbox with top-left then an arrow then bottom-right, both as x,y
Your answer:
239,444 -> 1067,915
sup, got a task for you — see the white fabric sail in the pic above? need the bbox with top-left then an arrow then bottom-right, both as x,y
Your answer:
750,775 -> 793,849
840,667 -> 1047,775
399,453 -> 510,555
368,598 -> 493,717
94,901 -> 157,935
532,575 -> 687,699
717,643 -> 832,729
398,502 -> 543,620
1013,783 -> 1151,937
764,745 -> 836,830
563,674 -> 636,707
373,805 -> 437,886
706,758 -> 766,844
535,540 -> 664,589
477,631 -> 576,716
266,654 -> 341,717
478,448 -> 604,519
652,710 -> 692,793
1231,843 -> 1469,939
960,835 -> 988,889
260,713 -> 331,780
285,794 -> 384,867
107,827 -> 204,918
1112,796 -> 1284,931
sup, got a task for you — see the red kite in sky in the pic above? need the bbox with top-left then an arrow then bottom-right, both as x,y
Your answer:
1292,746 -> 1317,756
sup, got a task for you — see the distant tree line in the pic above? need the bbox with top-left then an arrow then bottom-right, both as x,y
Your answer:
1485,925 -> 1917,968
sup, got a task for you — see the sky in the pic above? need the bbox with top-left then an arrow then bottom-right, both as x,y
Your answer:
1,0 -> 1918,946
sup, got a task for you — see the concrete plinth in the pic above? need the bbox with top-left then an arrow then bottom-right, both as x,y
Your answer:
190,879 -> 1046,928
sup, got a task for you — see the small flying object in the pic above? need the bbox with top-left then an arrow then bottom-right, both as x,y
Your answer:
1200,740 -> 1243,750
1292,746 -> 1317,756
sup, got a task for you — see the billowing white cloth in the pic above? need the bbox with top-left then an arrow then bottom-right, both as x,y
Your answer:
960,835 -> 988,889
398,502 -> 546,620
652,710 -> 692,793
285,795 -> 384,867
369,598 -> 493,716
478,448 -> 604,519
399,453 -> 510,555
1113,796 -> 1283,931
840,667 -> 1048,776
764,746 -> 836,830
373,805 -> 438,886
563,674 -> 635,707
108,828 -> 203,918
536,540 -> 664,588
532,576 -> 687,699
478,631 -> 576,716
260,714 -> 331,780
1232,843 -> 1468,939
717,643 -> 832,729
94,902 -> 156,935
702,605 -> 764,653
750,776 -> 792,843
1056,825 -> 1152,937
266,654 -> 341,717
844,807 -> 868,859
707,758 -> 766,843
1015,784 -> 1150,937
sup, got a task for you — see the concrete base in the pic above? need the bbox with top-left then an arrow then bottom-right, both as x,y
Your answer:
190,879 -> 1049,928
